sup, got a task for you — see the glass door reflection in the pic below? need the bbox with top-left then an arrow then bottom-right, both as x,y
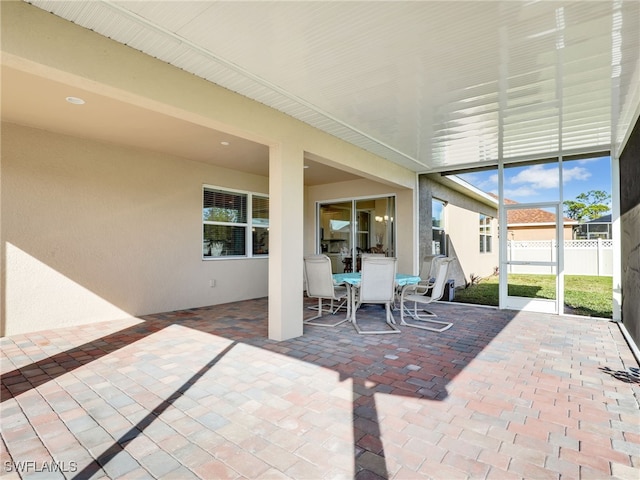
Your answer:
318,196 -> 395,273
319,202 -> 353,274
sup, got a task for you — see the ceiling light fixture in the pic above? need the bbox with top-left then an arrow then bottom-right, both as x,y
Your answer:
220,141 -> 230,146
65,96 -> 85,105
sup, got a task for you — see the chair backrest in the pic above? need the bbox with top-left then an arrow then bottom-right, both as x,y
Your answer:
355,253 -> 385,272
427,257 -> 455,300
420,254 -> 445,280
359,256 -> 397,303
303,255 -> 336,298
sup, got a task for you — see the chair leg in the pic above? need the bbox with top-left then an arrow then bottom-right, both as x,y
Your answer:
352,301 -> 400,335
385,303 -> 398,326
399,300 -> 452,332
305,297 -> 349,327
307,298 -> 348,313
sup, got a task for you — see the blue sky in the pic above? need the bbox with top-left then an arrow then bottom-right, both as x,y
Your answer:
457,156 -> 612,212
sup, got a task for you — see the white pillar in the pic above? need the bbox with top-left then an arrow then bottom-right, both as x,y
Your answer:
268,142 -> 304,340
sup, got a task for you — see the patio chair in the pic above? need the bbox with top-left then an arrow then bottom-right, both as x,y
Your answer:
303,254 -> 349,326
352,256 -> 400,334
393,254 -> 445,304
419,254 -> 445,286
357,253 -> 385,272
399,257 -> 455,332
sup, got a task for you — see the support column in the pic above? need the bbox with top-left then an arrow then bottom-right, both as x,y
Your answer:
268,142 -> 304,340
611,155 -> 622,322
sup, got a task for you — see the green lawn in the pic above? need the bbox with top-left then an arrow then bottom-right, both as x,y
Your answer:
453,274 -> 613,318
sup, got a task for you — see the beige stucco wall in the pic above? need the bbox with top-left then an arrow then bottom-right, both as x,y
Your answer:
445,204 -> 499,284
1,1 -> 419,338
508,225 -> 574,241
1,123 -> 418,337
2,122 -> 272,335
0,1 -> 416,191
419,175 -> 499,287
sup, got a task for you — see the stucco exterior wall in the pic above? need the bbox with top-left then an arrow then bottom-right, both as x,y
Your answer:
1,123 -> 270,336
1,1 -> 416,192
418,175 -> 498,287
1,1 -> 419,339
445,204 -> 499,285
507,225 -> 574,241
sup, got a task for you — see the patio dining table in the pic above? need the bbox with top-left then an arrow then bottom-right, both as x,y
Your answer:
333,272 -> 421,287
333,272 -> 421,322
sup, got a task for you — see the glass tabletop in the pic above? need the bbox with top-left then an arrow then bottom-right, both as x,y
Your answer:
333,272 -> 421,286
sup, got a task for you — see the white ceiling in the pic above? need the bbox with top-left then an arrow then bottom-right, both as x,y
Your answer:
11,1 -> 640,181
1,65 -> 361,186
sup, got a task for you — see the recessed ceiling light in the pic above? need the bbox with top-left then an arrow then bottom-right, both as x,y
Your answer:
65,96 -> 85,105
220,141 -> 230,146
304,165 -> 310,169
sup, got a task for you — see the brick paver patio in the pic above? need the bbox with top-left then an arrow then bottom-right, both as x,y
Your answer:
1,298 -> 639,479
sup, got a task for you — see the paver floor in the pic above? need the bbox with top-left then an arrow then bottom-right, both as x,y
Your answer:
1,298 -> 639,479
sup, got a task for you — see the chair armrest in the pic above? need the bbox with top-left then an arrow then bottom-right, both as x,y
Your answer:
400,283 -> 421,296
400,283 -> 430,297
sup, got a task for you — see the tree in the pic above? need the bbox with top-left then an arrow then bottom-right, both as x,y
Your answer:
563,190 -> 611,222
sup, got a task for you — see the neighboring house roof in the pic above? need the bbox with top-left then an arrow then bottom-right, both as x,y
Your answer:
587,214 -> 612,223
487,193 -> 577,226
428,174 -> 499,209
508,207 -> 564,225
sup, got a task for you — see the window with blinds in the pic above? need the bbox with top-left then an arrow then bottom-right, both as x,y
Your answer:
203,187 -> 268,258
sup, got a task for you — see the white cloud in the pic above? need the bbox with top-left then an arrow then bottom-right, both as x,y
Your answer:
508,164 -> 590,190
509,164 -> 559,189
458,162 -> 595,203
486,173 -> 498,188
472,173 -> 498,190
458,172 -> 480,184
504,186 -> 542,198
563,166 -> 591,182
457,172 -> 497,192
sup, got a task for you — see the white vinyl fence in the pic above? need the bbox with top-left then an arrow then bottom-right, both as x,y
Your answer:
507,239 -> 613,276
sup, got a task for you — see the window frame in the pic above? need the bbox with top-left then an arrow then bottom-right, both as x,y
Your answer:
479,213 -> 492,253
432,198 -> 446,255
202,185 -> 269,259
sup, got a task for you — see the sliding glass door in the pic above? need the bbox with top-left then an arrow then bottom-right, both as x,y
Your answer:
318,201 -> 353,273
318,195 -> 395,273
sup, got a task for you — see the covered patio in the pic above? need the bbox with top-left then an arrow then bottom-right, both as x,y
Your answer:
2,300 -> 638,479
2,2 -> 640,477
